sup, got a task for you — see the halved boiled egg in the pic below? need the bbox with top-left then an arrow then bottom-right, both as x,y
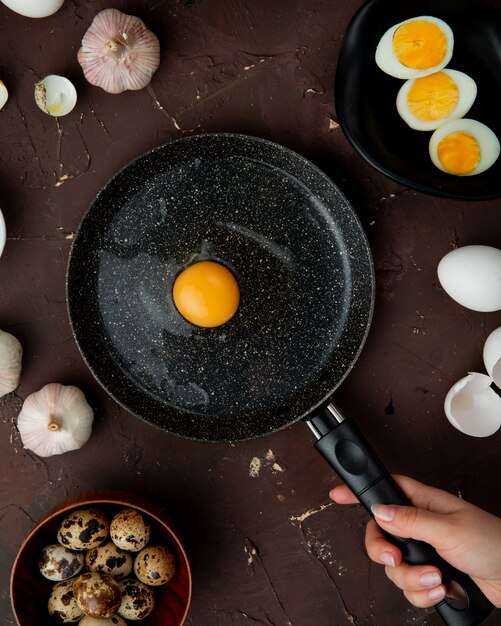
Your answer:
396,70 -> 476,131
376,16 -> 454,79
429,119 -> 500,176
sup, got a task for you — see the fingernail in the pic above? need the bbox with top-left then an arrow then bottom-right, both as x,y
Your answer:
428,586 -> 446,601
380,552 -> 395,567
420,572 -> 442,587
371,504 -> 395,522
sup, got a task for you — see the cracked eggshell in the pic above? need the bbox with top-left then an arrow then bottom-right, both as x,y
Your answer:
0,209 -> 5,258
86,541 -> 133,579
48,580 -> 84,622
437,245 -> 501,312
444,372 -> 501,437
483,327 -> 501,388
57,509 -> 109,551
39,544 -> 84,581
0,0 -> 64,17
35,75 -> 77,116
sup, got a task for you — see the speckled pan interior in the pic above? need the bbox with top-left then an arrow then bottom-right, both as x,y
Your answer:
67,134 -> 375,441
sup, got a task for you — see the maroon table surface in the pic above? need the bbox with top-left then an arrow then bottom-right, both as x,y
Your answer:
1,1 -> 500,625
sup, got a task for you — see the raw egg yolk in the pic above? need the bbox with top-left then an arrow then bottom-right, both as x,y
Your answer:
407,72 -> 458,121
437,131 -> 481,176
172,261 -> 240,328
393,20 -> 447,69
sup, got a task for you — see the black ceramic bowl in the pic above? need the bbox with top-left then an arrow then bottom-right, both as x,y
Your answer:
335,0 -> 501,200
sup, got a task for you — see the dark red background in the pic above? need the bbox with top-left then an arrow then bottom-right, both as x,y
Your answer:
0,1 -> 500,624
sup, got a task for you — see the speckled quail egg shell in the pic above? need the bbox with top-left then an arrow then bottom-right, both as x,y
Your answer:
86,541 -> 133,579
79,616 -> 127,625
73,573 -> 121,619
39,544 -> 84,581
483,326 -> 501,388
134,545 -> 176,586
444,372 -> 501,437
118,578 -> 155,620
58,508 -> 109,551
48,580 -> 84,623
110,509 -> 150,552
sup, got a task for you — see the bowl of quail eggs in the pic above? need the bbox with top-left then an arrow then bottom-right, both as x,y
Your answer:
10,493 -> 192,625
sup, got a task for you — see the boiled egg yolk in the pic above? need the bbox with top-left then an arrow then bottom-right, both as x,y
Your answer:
393,20 -> 447,70
437,131 -> 481,176
429,119 -> 500,177
407,72 -> 458,122
172,261 -> 240,328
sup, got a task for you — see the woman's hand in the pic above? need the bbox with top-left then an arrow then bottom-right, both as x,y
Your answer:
330,475 -> 501,608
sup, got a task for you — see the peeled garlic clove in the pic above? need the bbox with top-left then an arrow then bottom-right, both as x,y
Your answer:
0,81 -> 8,110
77,9 -> 160,94
483,327 -> 501,388
0,329 -> 22,398
34,75 -> 77,117
444,372 -> 501,437
0,0 -> 64,18
17,383 -> 93,457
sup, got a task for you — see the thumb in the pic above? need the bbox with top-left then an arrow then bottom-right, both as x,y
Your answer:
371,503 -> 455,549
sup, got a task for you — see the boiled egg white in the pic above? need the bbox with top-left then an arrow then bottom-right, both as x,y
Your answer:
437,245 -> 501,312
429,119 -> 500,176
376,16 -> 453,80
396,70 -> 476,131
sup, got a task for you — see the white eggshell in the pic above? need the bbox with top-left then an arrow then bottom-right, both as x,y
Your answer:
35,75 -> 77,117
437,245 -> 501,312
0,81 -> 8,110
483,327 -> 501,387
0,0 -> 64,18
0,209 -> 5,258
444,372 -> 501,437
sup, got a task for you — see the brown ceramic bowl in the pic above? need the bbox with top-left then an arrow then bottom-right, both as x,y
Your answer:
10,492 -> 192,626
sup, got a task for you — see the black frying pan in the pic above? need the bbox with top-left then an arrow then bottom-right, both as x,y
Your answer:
67,134 -> 493,625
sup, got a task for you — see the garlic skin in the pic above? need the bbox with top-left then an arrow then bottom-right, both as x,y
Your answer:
0,329 -> 22,398
77,9 -> 160,94
0,0 -> 64,18
17,384 -> 93,457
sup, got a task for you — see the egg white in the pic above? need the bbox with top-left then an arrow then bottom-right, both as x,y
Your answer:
429,119 -> 500,176
396,70 -> 477,131
376,16 -> 454,79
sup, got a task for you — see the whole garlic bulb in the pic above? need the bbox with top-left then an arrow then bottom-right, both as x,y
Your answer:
77,9 -> 160,94
0,329 -> 22,398
17,383 -> 93,457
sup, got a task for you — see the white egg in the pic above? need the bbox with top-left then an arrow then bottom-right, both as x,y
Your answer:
396,70 -> 476,131
0,210 -> 5,259
429,119 -> 500,176
444,372 -> 501,437
483,327 -> 501,388
376,16 -> 453,79
0,81 -> 7,110
0,0 -> 64,18
437,245 -> 501,312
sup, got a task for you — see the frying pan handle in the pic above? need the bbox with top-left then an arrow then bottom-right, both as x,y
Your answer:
306,406 -> 495,626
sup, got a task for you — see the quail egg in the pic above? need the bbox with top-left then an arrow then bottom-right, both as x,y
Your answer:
58,508 -> 109,551
118,578 -> 155,620
48,580 -> 84,623
134,545 -> 176,586
86,541 -> 133,579
79,616 -> 127,625
39,544 -> 84,581
73,573 -> 121,619
110,509 -> 150,552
